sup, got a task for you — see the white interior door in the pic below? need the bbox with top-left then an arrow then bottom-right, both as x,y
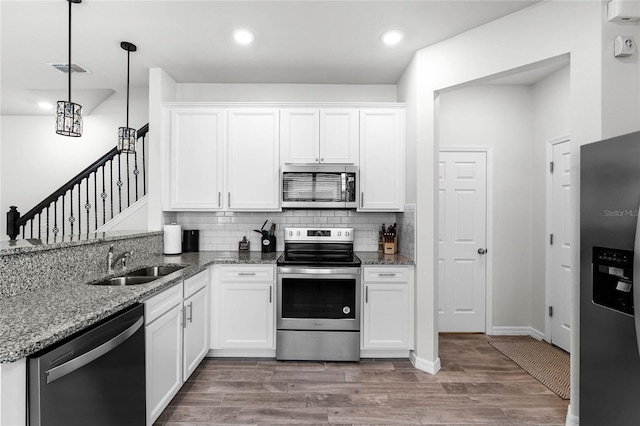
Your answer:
438,151 -> 487,332
548,140 -> 571,352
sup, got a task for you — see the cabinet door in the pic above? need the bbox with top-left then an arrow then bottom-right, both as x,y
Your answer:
227,109 -> 280,210
215,282 -> 274,349
183,285 -> 210,380
320,109 -> 358,164
167,107 -> 225,210
362,282 -> 411,350
281,109 -> 320,164
146,304 -> 183,426
359,109 -> 404,211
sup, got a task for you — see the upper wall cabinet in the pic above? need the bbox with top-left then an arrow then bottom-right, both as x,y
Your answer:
281,108 -> 358,164
227,109 -> 281,210
166,107 -> 225,210
359,109 -> 405,211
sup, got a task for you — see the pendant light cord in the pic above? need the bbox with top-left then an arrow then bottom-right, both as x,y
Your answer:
68,0 -> 72,104
126,49 -> 130,129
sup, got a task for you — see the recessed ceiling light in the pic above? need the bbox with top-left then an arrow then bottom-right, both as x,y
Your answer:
233,29 -> 255,45
38,101 -> 54,110
381,30 -> 404,46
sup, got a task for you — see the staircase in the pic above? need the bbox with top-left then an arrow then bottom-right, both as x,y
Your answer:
6,124 -> 149,242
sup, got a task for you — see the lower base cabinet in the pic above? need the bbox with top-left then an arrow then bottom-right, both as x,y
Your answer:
145,269 -> 210,426
210,265 -> 276,357
361,266 -> 414,357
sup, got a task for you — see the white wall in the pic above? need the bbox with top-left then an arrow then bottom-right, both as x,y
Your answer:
397,1 -> 635,418
178,83 -> 397,103
439,85 -> 534,329
531,65 -> 570,334
0,89 -> 149,238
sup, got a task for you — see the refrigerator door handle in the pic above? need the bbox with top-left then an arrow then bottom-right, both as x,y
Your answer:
634,204 -> 640,357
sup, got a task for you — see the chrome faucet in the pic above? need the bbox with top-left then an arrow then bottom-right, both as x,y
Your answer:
106,245 -> 133,274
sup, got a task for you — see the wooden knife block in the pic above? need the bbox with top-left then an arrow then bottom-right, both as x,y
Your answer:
384,238 -> 397,255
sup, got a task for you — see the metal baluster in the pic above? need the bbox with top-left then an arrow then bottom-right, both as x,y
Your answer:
126,151 -> 131,208
62,193 -> 65,236
101,166 -> 106,225
69,187 -> 74,235
21,224 -> 25,240
53,200 -> 58,236
85,176 -> 90,233
134,150 -> 139,201
37,213 -> 41,239
30,218 -> 33,239
92,172 -> 96,231
77,183 -> 81,235
117,153 -> 122,213
110,159 -> 114,220
142,134 -> 146,195
45,206 -> 50,241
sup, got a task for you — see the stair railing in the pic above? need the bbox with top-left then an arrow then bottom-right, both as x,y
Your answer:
6,123 -> 149,242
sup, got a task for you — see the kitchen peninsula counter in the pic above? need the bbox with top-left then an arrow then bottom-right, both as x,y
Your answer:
0,249 -> 413,363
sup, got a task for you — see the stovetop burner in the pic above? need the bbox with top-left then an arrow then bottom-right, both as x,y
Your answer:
278,227 -> 361,268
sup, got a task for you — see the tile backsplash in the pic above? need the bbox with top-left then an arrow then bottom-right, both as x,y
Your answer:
175,210 -> 413,254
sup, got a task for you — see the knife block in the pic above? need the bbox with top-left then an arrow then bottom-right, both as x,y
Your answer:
383,238 -> 397,255
262,236 -> 276,253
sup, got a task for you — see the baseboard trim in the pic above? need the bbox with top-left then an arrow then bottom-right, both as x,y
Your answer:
409,351 -> 441,375
566,404 -> 579,425
207,349 -> 276,358
490,326 -> 544,341
360,349 -> 411,358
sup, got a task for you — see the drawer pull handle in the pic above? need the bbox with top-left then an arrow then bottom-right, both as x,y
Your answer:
238,272 -> 257,276
378,273 -> 397,277
365,286 -> 369,303
187,302 -> 193,323
269,285 -> 273,303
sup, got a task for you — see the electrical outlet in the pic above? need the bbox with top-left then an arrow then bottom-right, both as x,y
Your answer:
614,36 -> 636,57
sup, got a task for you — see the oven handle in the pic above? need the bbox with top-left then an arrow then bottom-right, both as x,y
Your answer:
278,267 -> 361,275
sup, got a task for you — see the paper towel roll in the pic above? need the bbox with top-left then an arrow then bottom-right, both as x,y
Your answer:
163,224 -> 182,255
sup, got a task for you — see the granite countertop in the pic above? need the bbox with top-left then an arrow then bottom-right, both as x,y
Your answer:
356,251 -> 414,265
0,250 -> 412,363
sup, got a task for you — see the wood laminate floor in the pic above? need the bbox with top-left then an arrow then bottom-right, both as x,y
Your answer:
154,334 -> 569,425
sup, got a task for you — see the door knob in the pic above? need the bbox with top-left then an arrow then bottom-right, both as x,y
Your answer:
478,248 -> 487,255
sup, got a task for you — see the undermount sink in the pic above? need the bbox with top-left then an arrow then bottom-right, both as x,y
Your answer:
90,276 -> 158,286
88,265 -> 185,286
126,265 -> 185,277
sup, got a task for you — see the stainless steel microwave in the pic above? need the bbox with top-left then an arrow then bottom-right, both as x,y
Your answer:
281,165 -> 358,209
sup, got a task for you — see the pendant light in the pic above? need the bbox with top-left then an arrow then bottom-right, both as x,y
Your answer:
117,41 -> 137,153
56,0 -> 83,137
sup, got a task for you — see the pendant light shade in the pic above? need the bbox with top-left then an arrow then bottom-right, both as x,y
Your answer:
117,41 -> 137,153
56,0 -> 83,137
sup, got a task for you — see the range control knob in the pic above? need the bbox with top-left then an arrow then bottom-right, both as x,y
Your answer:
345,231 -> 350,237
338,231 -> 342,236
296,231 -> 301,236
288,231 -> 293,236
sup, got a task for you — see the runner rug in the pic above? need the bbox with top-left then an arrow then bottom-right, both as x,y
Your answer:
489,339 -> 570,400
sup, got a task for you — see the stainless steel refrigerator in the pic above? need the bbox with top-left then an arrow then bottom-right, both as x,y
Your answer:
580,130 -> 640,424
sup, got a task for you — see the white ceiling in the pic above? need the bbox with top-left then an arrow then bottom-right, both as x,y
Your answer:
1,0 -> 542,116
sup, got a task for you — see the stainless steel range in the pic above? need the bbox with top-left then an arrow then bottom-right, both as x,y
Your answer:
276,227 -> 361,361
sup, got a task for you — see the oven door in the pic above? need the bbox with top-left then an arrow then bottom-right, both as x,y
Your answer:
277,267 -> 361,331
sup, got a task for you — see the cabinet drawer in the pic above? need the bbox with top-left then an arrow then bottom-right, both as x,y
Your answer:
184,269 -> 209,299
144,283 -> 183,325
218,266 -> 274,282
363,266 -> 410,282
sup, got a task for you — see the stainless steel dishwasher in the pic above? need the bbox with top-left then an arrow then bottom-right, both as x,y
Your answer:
28,303 -> 145,426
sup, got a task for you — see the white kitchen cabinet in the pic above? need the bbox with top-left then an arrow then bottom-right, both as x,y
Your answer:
182,270 -> 210,380
211,265 -> 276,357
358,108 -> 405,211
281,108 -> 359,164
145,284 -> 183,426
361,266 -> 414,357
227,109 -> 280,210
144,269 -> 210,426
165,106 -> 226,210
